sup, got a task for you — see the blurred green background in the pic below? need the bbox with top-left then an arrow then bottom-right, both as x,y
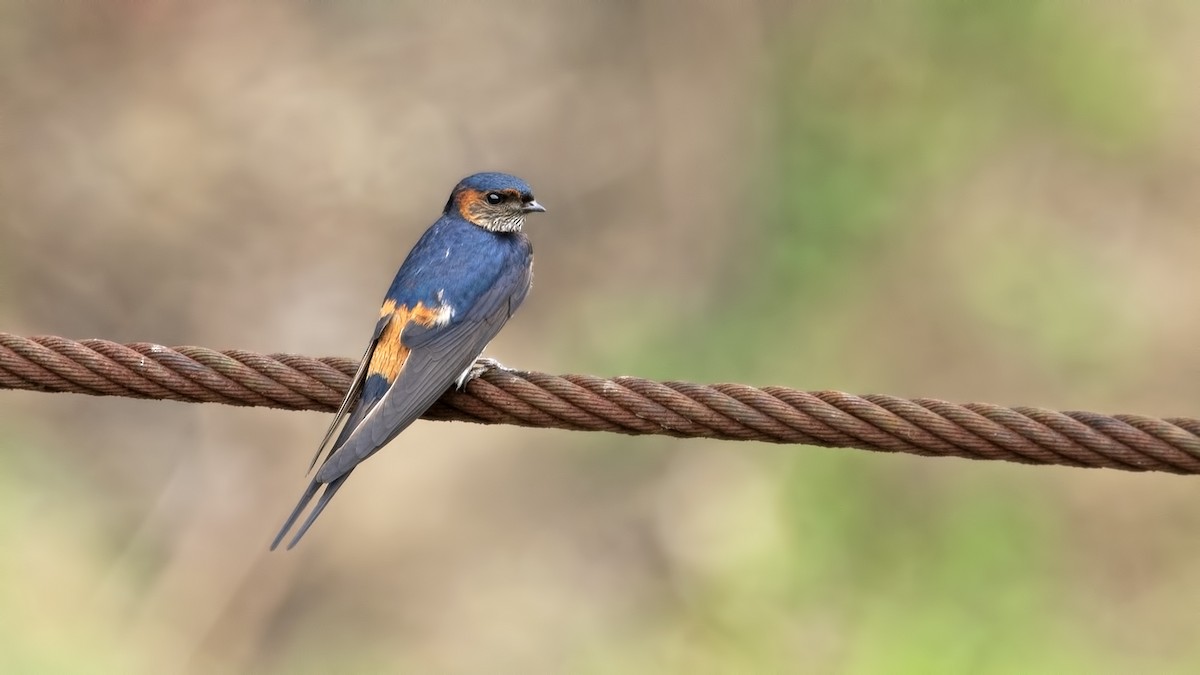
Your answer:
2,1 -> 1199,673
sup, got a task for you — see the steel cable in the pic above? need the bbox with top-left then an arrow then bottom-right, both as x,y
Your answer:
2,333 -> 1197,474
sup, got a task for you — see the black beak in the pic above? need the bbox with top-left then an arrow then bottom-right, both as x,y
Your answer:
522,200 -> 546,213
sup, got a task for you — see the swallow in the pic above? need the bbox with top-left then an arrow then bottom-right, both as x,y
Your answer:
271,172 -> 545,550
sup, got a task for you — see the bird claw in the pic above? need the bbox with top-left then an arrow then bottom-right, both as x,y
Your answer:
457,357 -> 508,389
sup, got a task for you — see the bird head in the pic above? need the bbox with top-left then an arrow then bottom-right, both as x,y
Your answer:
444,172 -> 545,232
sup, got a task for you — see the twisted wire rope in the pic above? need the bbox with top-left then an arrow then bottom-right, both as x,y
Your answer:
1,333 -> 1197,475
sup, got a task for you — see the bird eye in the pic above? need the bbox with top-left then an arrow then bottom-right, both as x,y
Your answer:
485,192 -> 503,205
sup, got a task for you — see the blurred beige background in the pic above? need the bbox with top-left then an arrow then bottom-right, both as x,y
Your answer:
1,1 -> 1199,673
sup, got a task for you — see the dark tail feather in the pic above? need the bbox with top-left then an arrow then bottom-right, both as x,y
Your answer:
279,472 -> 352,550
270,478 -> 322,551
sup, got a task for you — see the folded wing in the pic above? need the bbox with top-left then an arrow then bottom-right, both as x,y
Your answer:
270,260 -> 531,549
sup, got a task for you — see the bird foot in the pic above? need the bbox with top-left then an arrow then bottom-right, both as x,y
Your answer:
457,357 -> 509,389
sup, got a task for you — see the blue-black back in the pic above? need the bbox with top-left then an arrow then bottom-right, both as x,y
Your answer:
385,215 -> 532,314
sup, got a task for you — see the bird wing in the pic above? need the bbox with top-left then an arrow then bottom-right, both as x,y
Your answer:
270,261 -> 530,550
305,312 -> 394,473
270,311 -> 396,551
317,261 -> 531,482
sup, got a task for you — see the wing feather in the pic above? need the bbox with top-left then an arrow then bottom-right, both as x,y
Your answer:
306,313 -> 393,472
314,263 -> 530,483
271,260 -> 531,549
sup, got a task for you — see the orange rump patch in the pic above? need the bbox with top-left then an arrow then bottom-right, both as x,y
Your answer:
368,300 -> 450,383
368,313 -> 409,383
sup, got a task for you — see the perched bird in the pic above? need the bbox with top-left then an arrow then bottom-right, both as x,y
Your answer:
271,172 -> 545,550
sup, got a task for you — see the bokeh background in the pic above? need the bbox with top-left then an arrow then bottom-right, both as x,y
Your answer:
2,1 -> 1199,673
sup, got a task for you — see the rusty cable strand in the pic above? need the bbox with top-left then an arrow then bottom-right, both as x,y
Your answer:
1,332 -> 1197,474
